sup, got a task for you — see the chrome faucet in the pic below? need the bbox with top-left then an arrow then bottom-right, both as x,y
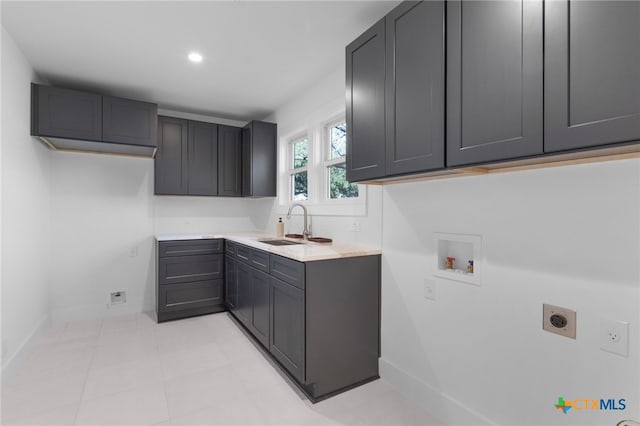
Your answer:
286,203 -> 310,239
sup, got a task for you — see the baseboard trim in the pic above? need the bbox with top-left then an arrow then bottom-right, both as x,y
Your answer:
379,358 -> 497,426
1,315 -> 49,381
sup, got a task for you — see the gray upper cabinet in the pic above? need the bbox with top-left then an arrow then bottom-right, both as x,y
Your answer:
346,18 -> 386,182
155,116 -> 188,195
242,121 -> 277,197
102,96 -> 157,147
218,125 -> 242,197
385,1 -> 444,175
446,0 -> 543,167
188,121 -> 218,196
155,117 -> 220,196
31,84 -> 102,141
31,84 -> 158,157
545,0 -> 640,152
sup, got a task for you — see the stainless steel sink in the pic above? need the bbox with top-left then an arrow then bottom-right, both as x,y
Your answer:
259,239 -> 304,246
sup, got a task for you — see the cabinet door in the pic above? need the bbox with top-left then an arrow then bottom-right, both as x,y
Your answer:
385,1 -> 444,175
242,121 -> 277,197
218,125 -> 242,197
447,0 -> 543,166
250,268 -> 270,348
188,121 -> 218,195
225,256 -> 238,312
270,277 -> 305,383
155,116 -> 188,195
31,84 -> 102,141
236,261 -> 253,327
545,1 -> 640,152
346,18 -> 386,182
102,96 -> 157,147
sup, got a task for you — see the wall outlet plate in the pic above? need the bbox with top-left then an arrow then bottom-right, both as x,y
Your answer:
424,278 -> 436,301
600,318 -> 629,357
543,304 -> 576,339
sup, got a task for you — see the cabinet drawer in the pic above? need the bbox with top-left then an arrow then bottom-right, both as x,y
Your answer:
250,249 -> 269,273
158,279 -> 223,312
235,244 -> 252,262
158,254 -> 222,285
270,255 -> 305,289
159,239 -> 222,257
234,243 -> 270,273
225,240 -> 236,256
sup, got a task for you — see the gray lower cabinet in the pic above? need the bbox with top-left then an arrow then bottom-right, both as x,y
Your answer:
225,242 -> 381,401
544,0 -> 640,152
225,255 -> 238,312
234,261 -> 252,327
270,276 -> 304,383
157,239 -> 225,322
446,0 -> 543,167
248,267 -> 270,348
230,249 -> 270,348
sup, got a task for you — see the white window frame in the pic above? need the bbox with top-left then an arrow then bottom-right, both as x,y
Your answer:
287,133 -> 310,203
277,109 -> 367,217
322,115 -> 360,203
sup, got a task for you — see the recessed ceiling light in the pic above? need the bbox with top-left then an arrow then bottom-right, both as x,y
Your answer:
188,52 -> 203,63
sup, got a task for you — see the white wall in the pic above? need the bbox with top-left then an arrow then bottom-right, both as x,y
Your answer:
381,162 -> 640,425
261,66 -> 383,247
266,61 -> 640,426
48,110 -> 274,322
1,28 -> 52,370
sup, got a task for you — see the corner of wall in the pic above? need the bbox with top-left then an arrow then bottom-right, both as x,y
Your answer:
1,26 -> 53,375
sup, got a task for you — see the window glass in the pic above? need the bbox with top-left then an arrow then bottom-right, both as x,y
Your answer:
329,122 -> 347,159
292,171 -> 308,201
293,138 -> 308,168
328,163 -> 358,199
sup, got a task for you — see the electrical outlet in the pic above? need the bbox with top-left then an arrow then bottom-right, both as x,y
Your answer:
350,221 -> 361,232
542,304 -> 576,339
424,278 -> 436,301
600,318 -> 629,357
109,291 -> 127,308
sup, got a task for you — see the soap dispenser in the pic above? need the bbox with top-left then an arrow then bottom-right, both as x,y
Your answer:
276,217 -> 284,237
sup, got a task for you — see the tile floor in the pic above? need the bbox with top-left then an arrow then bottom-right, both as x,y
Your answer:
1,312 -> 444,426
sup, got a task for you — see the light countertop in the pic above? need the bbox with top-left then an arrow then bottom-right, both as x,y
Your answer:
155,232 -> 381,262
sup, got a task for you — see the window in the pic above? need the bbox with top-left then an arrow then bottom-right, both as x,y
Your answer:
324,118 -> 358,199
278,109 -> 366,216
288,135 -> 309,201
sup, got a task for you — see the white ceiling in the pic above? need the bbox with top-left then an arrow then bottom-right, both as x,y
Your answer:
2,1 -> 399,122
